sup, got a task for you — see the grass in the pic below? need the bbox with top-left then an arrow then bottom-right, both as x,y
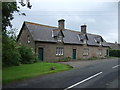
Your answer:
2,62 -> 72,84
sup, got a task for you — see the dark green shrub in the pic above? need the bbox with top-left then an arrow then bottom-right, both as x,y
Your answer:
59,57 -> 71,62
109,49 -> 120,57
17,44 -> 36,64
2,35 -> 21,67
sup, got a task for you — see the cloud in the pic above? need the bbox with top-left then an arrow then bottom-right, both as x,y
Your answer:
13,1 -> 118,43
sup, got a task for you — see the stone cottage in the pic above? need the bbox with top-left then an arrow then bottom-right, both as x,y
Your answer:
17,19 -> 110,61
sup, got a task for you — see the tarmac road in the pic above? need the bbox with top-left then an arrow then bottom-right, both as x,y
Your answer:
3,58 -> 119,89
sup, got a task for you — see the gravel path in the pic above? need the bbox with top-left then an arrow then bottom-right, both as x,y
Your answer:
58,58 -> 119,68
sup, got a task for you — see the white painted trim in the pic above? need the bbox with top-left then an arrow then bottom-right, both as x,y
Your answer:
52,31 -> 54,37
77,34 -> 80,41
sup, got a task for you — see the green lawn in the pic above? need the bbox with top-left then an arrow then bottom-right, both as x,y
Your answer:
3,62 -> 72,84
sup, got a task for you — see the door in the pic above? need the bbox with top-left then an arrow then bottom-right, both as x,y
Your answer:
38,48 -> 44,61
106,49 -> 109,56
72,49 -> 76,59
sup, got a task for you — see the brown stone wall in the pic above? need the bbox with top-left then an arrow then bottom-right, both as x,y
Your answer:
35,42 -> 109,61
17,25 -> 35,50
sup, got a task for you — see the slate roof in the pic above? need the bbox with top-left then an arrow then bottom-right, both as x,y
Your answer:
20,21 -> 109,47
108,42 -> 120,50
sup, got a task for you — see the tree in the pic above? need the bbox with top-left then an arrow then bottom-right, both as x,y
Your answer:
2,2 -> 19,32
2,0 -> 33,67
2,35 -> 21,67
2,0 -> 32,33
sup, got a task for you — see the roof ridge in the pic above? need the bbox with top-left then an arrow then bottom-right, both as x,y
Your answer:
65,29 -> 81,33
25,21 -> 57,28
24,21 -> 101,37
87,33 -> 100,36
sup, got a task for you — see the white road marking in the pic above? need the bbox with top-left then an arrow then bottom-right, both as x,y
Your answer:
112,65 -> 120,69
64,72 -> 103,90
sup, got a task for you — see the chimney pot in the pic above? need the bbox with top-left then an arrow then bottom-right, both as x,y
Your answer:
81,24 -> 87,34
58,19 -> 65,29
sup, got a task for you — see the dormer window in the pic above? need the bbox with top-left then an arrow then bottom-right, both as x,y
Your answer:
52,29 -> 64,43
78,34 -> 88,44
57,35 -> 62,42
94,38 -> 97,43
99,41 -> 102,45
27,35 -> 30,44
83,39 -> 87,44
94,36 -> 103,46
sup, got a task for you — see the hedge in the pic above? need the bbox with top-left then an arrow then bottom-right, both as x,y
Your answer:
109,49 -> 120,57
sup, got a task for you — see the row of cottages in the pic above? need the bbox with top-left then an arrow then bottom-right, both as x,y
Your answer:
17,19 -> 110,61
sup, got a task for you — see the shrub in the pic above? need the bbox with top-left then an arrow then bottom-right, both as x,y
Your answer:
58,57 -> 71,62
17,44 -> 36,64
109,49 -> 120,57
2,35 -> 21,67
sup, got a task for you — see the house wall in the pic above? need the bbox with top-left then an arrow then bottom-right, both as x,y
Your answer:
35,42 -> 109,61
17,25 -> 35,50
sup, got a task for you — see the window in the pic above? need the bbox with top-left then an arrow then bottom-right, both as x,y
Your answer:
83,48 -> 89,56
57,36 -> 62,42
98,49 -> 102,56
99,41 -> 102,45
27,35 -> 30,44
56,47 -> 64,56
83,39 -> 87,44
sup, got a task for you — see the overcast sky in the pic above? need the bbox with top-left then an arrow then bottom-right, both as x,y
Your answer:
11,0 -> 119,43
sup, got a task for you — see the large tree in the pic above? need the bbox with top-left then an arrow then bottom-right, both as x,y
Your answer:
2,1 -> 33,67
2,2 -> 20,33
2,0 -> 32,33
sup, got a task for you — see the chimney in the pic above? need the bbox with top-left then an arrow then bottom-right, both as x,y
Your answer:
81,24 -> 87,34
58,19 -> 65,29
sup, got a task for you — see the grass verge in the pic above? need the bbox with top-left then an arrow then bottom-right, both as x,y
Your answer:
3,62 -> 72,84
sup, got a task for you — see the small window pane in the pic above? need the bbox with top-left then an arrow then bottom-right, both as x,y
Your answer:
27,35 -> 30,44
83,48 -> 89,56
56,47 -> 64,56
98,49 -> 102,56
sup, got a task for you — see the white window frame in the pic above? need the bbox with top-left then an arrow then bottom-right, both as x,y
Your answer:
99,41 -> 102,45
77,34 -> 80,41
52,31 -> 54,37
57,36 -> 62,42
83,48 -> 89,56
56,47 -> 58,56
83,39 -> 87,44
56,47 -> 64,56
27,35 -> 30,44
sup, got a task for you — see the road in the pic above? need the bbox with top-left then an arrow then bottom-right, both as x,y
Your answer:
3,58 -> 120,89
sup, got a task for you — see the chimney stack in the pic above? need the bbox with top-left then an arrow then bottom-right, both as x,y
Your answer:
58,19 -> 65,29
81,24 -> 87,34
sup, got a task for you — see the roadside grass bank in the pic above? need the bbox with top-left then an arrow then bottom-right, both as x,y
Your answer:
3,62 -> 72,84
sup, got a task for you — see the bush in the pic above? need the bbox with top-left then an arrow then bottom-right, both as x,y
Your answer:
58,57 -> 71,62
109,49 -> 120,57
17,44 -> 36,64
2,35 -> 21,67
